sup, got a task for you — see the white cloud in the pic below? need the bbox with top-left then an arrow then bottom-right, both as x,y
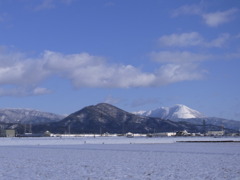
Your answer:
0,49 -> 207,96
0,51 -> 49,86
158,32 -> 230,48
150,51 -> 211,63
173,4 -> 239,27
202,8 -> 238,27
42,51 -> 156,88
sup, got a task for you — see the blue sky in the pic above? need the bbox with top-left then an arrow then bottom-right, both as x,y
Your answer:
0,0 -> 240,120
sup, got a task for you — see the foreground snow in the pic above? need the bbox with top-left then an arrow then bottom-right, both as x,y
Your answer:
0,137 -> 239,180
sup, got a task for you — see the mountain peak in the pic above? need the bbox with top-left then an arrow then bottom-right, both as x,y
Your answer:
134,104 -> 204,120
95,103 -> 116,109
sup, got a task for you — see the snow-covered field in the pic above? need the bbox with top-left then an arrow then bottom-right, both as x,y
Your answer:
0,137 -> 239,180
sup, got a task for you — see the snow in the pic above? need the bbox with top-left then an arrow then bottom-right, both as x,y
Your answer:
172,104 -> 201,119
133,104 -> 204,120
0,137 -> 239,180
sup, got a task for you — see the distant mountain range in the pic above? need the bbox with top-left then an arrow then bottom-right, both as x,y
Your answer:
1,103 -> 239,134
133,104 -> 240,131
0,109 -> 65,124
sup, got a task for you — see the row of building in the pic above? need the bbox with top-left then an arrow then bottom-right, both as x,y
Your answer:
147,130 -> 236,137
1,129 -> 239,137
0,129 -> 16,137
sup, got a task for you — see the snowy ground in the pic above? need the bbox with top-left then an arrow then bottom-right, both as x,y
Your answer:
0,137 -> 239,180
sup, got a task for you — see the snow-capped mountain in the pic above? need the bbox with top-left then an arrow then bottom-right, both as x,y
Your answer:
133,104 -> 204,120
0,108 -> 65,124
133,104 -> 240,132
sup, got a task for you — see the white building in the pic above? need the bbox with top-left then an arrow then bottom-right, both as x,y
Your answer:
207,130 -> 224,136
154,132 -> 176,137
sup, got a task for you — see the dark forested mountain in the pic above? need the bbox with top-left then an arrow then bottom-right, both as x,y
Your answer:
33,103 -> 201,134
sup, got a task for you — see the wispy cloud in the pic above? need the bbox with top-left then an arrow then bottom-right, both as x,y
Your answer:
104,95 -> 121,105
0,15 -> 4,23
150,51 -> 211,63
207,33 -> 230,47
159,32 -> 204,47
35,0 -> 55,11
0,13 -> 7,23
172,4 -> 202,17
173,4 -> 239,27
224,51 -> 240,60
131,98 -> 161,108
34,0 -> 75,11
0,87 -> 51,97
104,2 -> 115,7
159,32 -> 230,48
61,0 -> 75,5
236,33 -> 240,39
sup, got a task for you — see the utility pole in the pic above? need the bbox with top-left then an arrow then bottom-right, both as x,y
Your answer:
122,122 -> 125,135
24,124 -> 26,134
0,125 -> 3,136
202,119 -> 206,135
29,124 -> 32,134
68,124 -> 71,134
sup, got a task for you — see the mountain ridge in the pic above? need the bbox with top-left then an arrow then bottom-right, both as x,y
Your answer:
0,108 -> 65,124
